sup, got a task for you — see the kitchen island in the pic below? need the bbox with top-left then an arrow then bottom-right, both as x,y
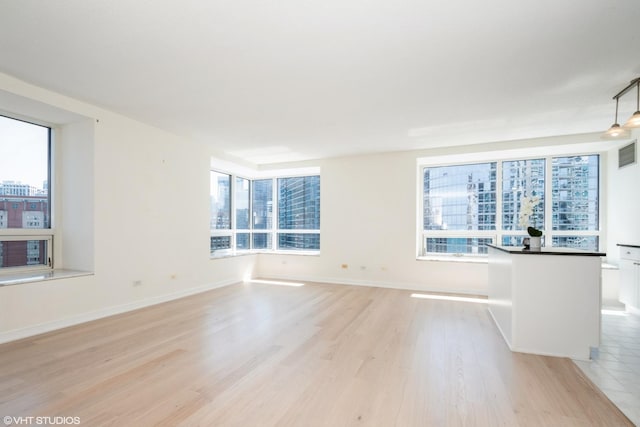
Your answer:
487,244 -> 605,360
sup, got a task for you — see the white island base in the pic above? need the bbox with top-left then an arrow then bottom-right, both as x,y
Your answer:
487,244 -> 604,361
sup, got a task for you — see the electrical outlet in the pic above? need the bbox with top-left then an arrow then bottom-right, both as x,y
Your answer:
341,264 -> 348,269
170,274 -> 177,280
133,280 -> 142,287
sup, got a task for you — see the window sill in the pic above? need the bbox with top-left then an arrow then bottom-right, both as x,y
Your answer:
210,250 -> 321,260
210,251 -> 258,260
0,269 -> 93,287
258,250 -> 320,256
417,255 -> 488,264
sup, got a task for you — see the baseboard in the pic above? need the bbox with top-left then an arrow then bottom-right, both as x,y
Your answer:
0,278 -> 238,344
512,346 -> 592,362
487,307 -> 514,351
258,273 -> 487,296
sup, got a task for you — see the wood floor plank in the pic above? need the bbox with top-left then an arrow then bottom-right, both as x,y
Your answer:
0,281 -> 632,426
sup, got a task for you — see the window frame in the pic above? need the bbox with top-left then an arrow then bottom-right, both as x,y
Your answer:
0,115 -> 54,274
210,169 -> 320,257
419,153 -> 602,258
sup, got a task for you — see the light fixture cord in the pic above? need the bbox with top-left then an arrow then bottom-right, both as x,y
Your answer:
615,97 -> 619,123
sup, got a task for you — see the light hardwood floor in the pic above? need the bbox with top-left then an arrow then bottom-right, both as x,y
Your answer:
0,281 -> 632,426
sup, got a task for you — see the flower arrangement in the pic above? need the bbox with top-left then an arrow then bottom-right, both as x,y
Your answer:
518,195 -> 543,237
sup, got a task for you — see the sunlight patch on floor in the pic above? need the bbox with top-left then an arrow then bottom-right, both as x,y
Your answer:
245,279 -> 305,287
411,293 -> 488,304
601,309 -> 628,316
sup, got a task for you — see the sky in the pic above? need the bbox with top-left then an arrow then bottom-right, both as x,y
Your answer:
0,115 -> 49,189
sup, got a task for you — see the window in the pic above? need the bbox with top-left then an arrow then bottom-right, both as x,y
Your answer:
423,162 -> 496,231
424,237 -> 493,255
422,163 -> 496,255
252,179 -> 273,250
235,177 -> 250,230
0,115 -> 52,272
210,171 -> 320,256
277,176 -> 320,250
551,155 -> 599,250
235,177 -> 250,251
501,159 -> 545,246
210,171 -> 232,254
0,238 -> 51,269
421,154 -> 600,256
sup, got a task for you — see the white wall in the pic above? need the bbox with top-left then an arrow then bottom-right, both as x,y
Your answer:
257,136 -> 615,296
603,132 -> 640,306
606,132 -> 640,264
57,118 -> 95,271
258,150 -> 489,295
0,73 -> 257,342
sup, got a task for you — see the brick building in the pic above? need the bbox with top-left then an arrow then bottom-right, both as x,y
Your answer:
0,195 -> 49,268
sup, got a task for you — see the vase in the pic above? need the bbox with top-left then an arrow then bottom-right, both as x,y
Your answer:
529,235 -> 542,250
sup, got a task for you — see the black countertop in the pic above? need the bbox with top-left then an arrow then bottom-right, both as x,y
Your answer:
487,244 -> 605,257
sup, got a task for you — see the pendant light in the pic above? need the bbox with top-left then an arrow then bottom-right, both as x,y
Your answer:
602,97 -> 630,140
623,80 -> 640,129
603,77 -> 640,139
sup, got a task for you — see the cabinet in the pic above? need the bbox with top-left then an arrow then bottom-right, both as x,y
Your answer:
619,245 -> 640,310
488,245 -> 603,360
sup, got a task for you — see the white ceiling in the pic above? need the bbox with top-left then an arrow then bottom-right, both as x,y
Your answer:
0,0 -> 639,164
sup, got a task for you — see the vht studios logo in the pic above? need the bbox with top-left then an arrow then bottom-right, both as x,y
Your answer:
3,416 -> 81,425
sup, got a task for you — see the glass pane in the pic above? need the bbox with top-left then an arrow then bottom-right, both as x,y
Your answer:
501,234 -> 546,247
278,233 -> 320,250
210,171 -> 231,230
235,177 -> 250,230
252,233 -> 272,250
552,236 -> 599,251
210,236 -> 231,252
278,176 -> 320,230
252,179 -> 273,230
552,155 -> 599,231
0,240 -> 48,268
501,235 -> 527,247
502,159 -> 545,231
236,233 -> 250,250
0,116 -> 50,229
423,163 -> 496,231
425,237 -> 492,255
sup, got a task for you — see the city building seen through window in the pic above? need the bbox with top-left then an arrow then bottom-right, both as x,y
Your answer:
422,155 -> 599,256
